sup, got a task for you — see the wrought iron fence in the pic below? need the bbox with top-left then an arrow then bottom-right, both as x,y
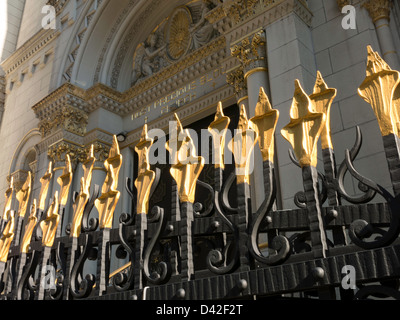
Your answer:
1,46 -> 400,300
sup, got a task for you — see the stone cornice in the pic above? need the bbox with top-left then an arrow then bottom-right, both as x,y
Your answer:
33,35 -> 229,122
0,29 -> 60,76
208,0 -> 313,45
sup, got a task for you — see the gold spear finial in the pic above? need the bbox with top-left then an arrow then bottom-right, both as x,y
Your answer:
40,192 -> 60,248
358,46 -> 400,137
249,87 -> 279,163
169,114 -> 205,203
309,71 -> 337,150
95,136 -> 122,229
2,177 -> 14,222
281,80 -> 326,168
71,145 -> 96,238
16,172 -> 32,218
21,199 -> 38,254
229,105 -> 259,184
0,209 -> 15,262
57,155 -> 73,207
38,162 -> 53,211
135,124 -> 156,214
208,102 -> 231,169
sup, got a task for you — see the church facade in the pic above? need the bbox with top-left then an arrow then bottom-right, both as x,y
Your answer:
0,0 -> 400,300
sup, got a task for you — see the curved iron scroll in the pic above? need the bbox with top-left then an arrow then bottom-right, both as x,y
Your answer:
344,149 -> 400,249
334,126 -> 376,204
69,234 -> 96,299
17,251 -> 40,300
112,213 -> 135,291
206,190 -> 239,275
289,149 -> 328,208
143,206 -> 171,284
248,163 -> 291,265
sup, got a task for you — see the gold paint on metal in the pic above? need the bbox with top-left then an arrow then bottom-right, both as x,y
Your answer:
358,46 -> 400,137
166,113 -> 185,165
38,162 -> 53,211
0,210 -> 15,263
169,114 -> 205,203
249,88 -> 279,163
281,80 -> 326,168
21,199 -> 38,254
71,145 -> 96,238
135,125 -> 156,215
309,71 -> 337,150
40,191 -> 60,248
208,102 -> 231,169
57,155 -> 73,207
2,177 -> 14,222
95,136 -> 122,229
230,105 -> 259,185
16,171 -> 32,218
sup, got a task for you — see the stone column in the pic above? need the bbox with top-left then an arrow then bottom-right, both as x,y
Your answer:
231,30 -> 270,210
231,30 -> 269,118
364,0 -> 400,70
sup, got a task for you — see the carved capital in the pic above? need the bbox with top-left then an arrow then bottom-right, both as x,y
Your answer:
363,0 -> 394,23
226,66 -> 248,100
231,30 -> 267,77
337,0 -> 350,10
39,105 -> 88,138
48,141 -> 87,169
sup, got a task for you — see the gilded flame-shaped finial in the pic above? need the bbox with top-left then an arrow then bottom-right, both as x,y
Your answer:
71,145 -> 96,238
40,192 -> 60,248
0,209 -> 15,262
208,102 -> 231,169
16,172 -> 32,218
230,105 -> 259,184
358,46 -> 400,137
38,162 -> 53,211
249,88 -> 279,163
166,113 -> 185,165
169,114 -> 205,203
95,136 -> 122,229
21,199 -> 38,254
135,125 -> 156,215
309,71 -> 337,150
281,80 -> 326,168
57,155 -> 73,207
2,177 -> 14,222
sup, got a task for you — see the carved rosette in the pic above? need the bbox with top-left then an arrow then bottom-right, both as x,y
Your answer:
231,30 -> 268,79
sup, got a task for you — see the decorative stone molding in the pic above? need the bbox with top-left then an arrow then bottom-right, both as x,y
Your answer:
7,170 -> 30,193
363,0 -> 394,23
47,0 -> 69,15
0,29 -> 60,77
0,76 -> 5,116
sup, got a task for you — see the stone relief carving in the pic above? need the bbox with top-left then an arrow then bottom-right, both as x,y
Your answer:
131,0 -> 220,86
